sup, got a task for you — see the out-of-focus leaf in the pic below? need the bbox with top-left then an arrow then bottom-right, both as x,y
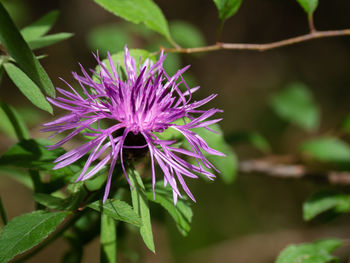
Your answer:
87,25 -> 129,55
129,169 -> 155,252
88,199 -> 141,227
0,102 -> 30,140
300,137 -> 350,164
0,196 -> 8,226
100,213 -> 117,263
270,82 -> 320,131
0,210 -> 69,263
170,21 -> 205,48
94,0 -> 174,45
20,10 -> 59,42
145,181 -> 193,236
163,52 -> 181,76
296,0 -> 318,15
225,130 -> 271,153
3,63 -> 52,113
193,124 -> 238,184
95,49 -> 156,81
303,191 -> 350,221
0,167 -> 33,189
28,32 -> 73,50
0,3 -> 55,97
213,0 -> 243,21
275,239 -> 342,263
341,114 -> 350,134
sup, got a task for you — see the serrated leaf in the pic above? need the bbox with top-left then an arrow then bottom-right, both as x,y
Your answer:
100,213 -> 117,263
145,181 -> 193,236
0,210 -> 68,263
28,32 -> 73,50
296,0 -> 318,15
3,63 -> 52,113
88,199 -> 141,227
225,130 -> 271,153
303,191 -> 350,221
275,239 -> 342,263
170,21 -> 205,48
270,82 -> 320,131
192,124 -> 238,184
21,10 -> 59,42
0,3 -> 55,97
94,0 -> 173,44
300,137 -> 350,164
213,0 -> 243,21
0,102 -> 30,140
129,169 -> 155,252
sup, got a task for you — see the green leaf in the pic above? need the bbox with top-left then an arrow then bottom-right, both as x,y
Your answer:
145,181 -> 193,236
303,191 -> 350,221
0,102 -> 30,140
225,130 -> 271,153
0,3 -> 55,97
0,166 -> 33,189
129,169 -> 155,252
300,137 -> 350,164
296,0 -> 319,15
88,199 -> 141,227
21,10 -> 59,42
87,24 -> 129,56
95,49 -> 156,81
192,124 -> 238,184
169,21 -> 205,48
341,114 -> 350,134
213,0 -> 243,21
3,63 -> 53,113
34,190 -> 87,211
270,82 -> 320,131
100,213 -> 117,263
275,239 -> 342,263
0,210 -> 68,263
94,0 -> 174,45
28,33 -> 73,50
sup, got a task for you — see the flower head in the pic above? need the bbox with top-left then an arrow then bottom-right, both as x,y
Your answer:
43,46 -> 224,203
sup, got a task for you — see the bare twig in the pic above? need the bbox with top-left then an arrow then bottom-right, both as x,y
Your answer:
239,157 -> 350,185
159,29 -> 350,54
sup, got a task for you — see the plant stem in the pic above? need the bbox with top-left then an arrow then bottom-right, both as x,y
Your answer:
158,29 -> 350,54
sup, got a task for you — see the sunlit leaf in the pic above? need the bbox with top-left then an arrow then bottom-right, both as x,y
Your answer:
94,0 -> 174,45
303,191 -> 350,221
0,210 -> 68,263
28,32 -> 73,50
213,0 -> 243,21
21,10 -> 59,42
300,137 -> 350,164
3,63 -> 52,113
270,82 -> 320,131
275,239 -> 342,263
0,3 -> 55,97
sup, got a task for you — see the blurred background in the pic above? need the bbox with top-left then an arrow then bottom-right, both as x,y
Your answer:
1,0 -> 350,262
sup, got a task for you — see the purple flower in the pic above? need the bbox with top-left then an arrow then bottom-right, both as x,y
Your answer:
43,46 -> 224,203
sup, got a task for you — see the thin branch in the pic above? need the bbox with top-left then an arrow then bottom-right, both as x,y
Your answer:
239,158 -> 350,185
160,29 -> 350,54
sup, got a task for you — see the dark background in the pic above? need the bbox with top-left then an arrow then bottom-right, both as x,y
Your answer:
1,0 -> 350,262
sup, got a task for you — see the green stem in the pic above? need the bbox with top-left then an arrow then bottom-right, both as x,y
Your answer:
13,210 -> 87,263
